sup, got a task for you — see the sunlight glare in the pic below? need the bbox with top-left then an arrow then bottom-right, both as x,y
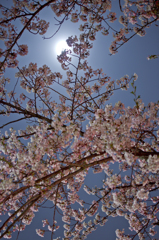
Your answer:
55,40 -> 69,55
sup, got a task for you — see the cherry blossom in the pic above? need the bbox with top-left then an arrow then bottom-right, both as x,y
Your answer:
0,1 -> 159,240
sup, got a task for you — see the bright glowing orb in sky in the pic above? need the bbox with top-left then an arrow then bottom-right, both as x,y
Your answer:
55,40 -> 68,55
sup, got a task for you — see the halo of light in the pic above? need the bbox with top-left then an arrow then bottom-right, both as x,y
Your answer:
55,40 -> 68,55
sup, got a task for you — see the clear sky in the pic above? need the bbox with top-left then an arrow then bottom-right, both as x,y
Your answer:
0,0 -> 159,239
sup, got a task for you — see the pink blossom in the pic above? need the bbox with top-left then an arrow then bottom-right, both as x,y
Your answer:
137,189 -> 149,200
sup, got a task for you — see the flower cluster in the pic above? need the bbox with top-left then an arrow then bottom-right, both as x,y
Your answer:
0,0 -> 158,239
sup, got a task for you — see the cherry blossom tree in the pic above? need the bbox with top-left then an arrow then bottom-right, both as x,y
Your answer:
0,0 -> 159,239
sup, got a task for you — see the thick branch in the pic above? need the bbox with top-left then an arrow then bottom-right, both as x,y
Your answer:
0,99 -> 52,123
